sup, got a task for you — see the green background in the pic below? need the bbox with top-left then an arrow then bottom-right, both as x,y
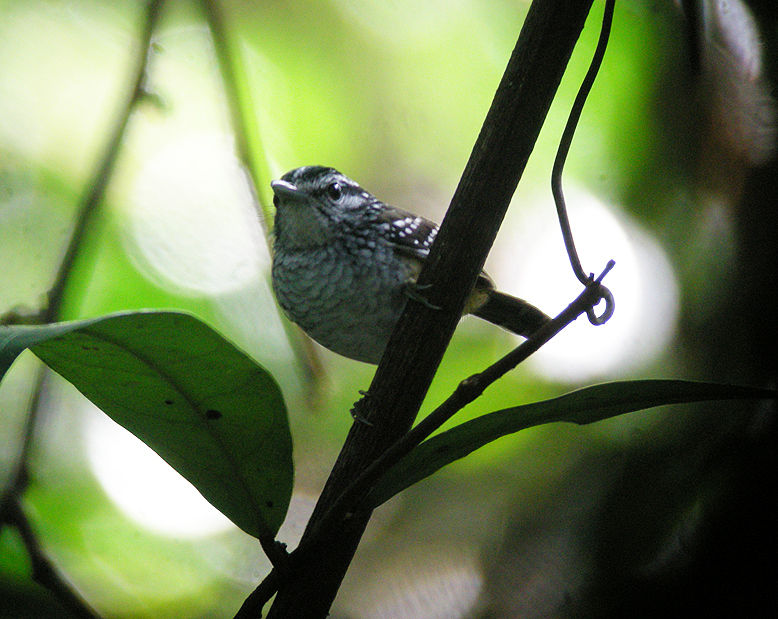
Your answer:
2,1 -> 776,617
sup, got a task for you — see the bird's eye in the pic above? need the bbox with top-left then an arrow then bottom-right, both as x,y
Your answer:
326,182 -> 343,201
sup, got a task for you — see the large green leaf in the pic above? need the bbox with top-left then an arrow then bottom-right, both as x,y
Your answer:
365,380 -> 775,508
0,310 -> 293,539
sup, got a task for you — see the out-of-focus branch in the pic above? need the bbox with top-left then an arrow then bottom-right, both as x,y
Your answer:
0,1 -> 165,616
201,0 -> 325,392
44,0 -> 164,324
4,496 -> 101,619
200,0 -> 274,234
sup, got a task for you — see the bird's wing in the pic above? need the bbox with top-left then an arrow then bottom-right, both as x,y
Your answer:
377,204 -> 438,263
378,204 -> 495,293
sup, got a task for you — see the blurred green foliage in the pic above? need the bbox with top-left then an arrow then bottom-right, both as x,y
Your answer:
1,1 -> 776,617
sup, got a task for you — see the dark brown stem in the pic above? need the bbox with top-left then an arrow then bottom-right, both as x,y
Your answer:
246,268 -> 612,607
262,2 -> 596,617
234,570 -> 280,619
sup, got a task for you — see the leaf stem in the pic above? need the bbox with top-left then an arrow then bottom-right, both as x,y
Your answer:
44,0 -> 164,323
265,1 -> 599,615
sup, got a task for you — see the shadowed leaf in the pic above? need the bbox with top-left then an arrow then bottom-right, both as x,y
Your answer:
1,310 -> 293,538
366,380 -> 775,508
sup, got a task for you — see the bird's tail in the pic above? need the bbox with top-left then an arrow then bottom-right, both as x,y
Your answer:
472,290 -> 550,338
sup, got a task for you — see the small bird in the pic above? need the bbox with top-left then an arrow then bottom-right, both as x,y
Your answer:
271,166 -> 549,364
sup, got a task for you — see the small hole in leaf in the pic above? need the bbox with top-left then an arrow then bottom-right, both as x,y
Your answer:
164,399 -> 174,405
206,409 -> 222,420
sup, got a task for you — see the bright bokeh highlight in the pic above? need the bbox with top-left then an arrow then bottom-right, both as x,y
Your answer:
494,187 -> 679,381
125,131 -> 266,295
85,406 -> 235,538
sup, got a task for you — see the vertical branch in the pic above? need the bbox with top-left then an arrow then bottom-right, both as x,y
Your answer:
263,1 -> 596,617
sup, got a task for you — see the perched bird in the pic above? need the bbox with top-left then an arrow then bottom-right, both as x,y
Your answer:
271,166 -> 549,364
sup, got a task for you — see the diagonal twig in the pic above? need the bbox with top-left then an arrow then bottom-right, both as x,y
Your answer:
301,264 -> 614,546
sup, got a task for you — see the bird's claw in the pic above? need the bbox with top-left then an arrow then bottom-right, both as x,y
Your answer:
351,389 -> 375,425
403,282 -> 441,310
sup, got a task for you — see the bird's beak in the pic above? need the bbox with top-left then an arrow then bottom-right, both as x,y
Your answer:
271,179 -> 305,203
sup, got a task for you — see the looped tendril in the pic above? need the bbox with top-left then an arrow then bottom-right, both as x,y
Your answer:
584,260 -> 615,325
551,0 -> 616,326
